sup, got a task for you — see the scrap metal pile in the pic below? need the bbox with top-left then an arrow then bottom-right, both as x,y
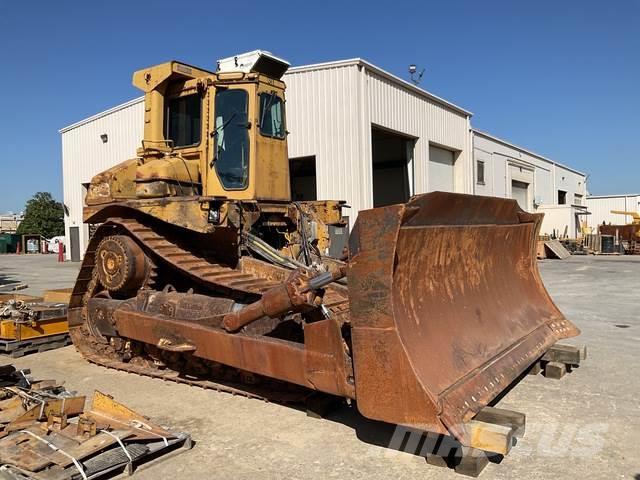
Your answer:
0,365 -> 190,479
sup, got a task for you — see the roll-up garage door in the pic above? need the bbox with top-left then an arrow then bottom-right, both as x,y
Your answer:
511,180 -> 529,210
429,146 -> 455,193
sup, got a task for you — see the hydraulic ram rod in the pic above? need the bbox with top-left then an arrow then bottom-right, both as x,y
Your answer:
222,267 -> 345,332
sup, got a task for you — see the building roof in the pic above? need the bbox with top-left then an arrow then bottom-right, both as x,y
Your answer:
287,58 -> 473,117
60,58 -> 473,133
59,97 -> 144,134
472,129 -> 586,177
587,193 -> 640,199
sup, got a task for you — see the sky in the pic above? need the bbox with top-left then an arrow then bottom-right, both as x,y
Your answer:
0,0 -> 638,213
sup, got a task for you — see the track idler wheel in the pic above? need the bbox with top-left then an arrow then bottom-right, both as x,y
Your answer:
96,235 -> 150,293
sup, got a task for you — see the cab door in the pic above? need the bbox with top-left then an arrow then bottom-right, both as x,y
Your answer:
254,84 -> 290,201
205,83 -> 257,200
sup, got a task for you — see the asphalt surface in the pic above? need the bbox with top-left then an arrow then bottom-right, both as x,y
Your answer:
0,254 -> 638,479
0,253 -> 78,296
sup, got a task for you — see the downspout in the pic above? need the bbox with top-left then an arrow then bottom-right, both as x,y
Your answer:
552,162 -> 557,204
468,118 -> 474,194
358,62 -> 371,214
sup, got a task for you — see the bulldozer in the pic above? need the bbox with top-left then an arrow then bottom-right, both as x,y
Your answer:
69,50 -> 579,453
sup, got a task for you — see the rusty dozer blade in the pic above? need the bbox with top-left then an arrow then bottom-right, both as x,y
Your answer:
347,192 -> 579,445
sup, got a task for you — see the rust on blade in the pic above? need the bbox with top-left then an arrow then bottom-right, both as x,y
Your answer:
347,192 -> 579,443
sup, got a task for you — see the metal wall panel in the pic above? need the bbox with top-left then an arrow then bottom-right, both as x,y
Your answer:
586,195 -> 640,227
553,165 -> 586,206
366,70 -> 471,195
472,131 -> 587,212
61,99 -> 144,260
285,64 -> 369,215
286,62 -> 472,216
534,166 -> 553,206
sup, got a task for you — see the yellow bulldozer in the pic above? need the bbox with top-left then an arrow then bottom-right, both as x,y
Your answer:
69,51 -> 579,454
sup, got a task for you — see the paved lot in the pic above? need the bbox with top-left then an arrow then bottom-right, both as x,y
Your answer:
0,254 -> 638,479
0,254 -> 79,296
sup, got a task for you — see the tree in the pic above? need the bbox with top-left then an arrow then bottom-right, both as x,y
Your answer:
16,192 -> 64,239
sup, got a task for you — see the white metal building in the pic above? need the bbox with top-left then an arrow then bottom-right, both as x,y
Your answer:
586,194 -> 640,227
60,99 -> 144,260
60,58 -> 473,260
60,55 -> 596,260
285,59 -> 473,216
472,130 -> 588,237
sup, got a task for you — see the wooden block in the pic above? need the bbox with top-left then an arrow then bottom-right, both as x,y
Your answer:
579,345 -> 587,360
454,447 -> 490,477
422,432 -> 455,467
528,361 -> 542,375
465,420 -> 513,455
544,361 -> 567,379
542,343 -> 587,365
425,453 -> 449,468
474,406 -> 526,438
536,241 -> 547,259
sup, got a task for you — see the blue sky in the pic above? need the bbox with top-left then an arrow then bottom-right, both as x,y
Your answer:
0,0 -> 638,212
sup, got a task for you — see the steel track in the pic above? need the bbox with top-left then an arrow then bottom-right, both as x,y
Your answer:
69,214 -> 348,401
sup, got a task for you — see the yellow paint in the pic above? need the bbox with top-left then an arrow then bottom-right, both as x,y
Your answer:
0,294 -> 43,303
89,391 -> 174,438
81,57 -> 347,259
86,60 -> 292,207
43,288 -> 72,304
465,420 -> 513,455
0,316 -> 68,341
610,210 -> 640,225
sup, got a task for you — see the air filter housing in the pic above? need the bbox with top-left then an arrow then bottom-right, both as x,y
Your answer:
217,50 -> 290,79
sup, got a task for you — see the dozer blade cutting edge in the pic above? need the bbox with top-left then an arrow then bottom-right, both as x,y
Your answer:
347,191 -> 579,445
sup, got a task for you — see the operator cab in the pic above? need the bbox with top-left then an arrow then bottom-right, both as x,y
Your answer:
131,51 -> 291,202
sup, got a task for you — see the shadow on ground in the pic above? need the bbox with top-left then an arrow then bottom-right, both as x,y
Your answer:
314,399 -> 502,473
0,271 -> 20,288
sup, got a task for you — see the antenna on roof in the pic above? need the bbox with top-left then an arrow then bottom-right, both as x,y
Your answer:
408,64 -> 425,85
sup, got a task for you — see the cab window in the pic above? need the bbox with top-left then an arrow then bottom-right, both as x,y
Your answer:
259,92 -> 285,139
166,94 -> 201,147
214,89 -> 250,189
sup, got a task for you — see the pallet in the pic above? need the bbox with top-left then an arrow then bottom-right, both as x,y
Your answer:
543,240 -> 571,259
0,333 -> 71,358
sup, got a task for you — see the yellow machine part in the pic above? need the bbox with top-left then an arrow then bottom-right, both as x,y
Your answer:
0,294 -> 43,303
42,288 -> 73,304
0,316 -> 69,341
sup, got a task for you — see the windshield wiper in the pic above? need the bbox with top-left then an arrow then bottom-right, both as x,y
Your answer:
260,93 -> 277,130
210,112 -> 237,166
